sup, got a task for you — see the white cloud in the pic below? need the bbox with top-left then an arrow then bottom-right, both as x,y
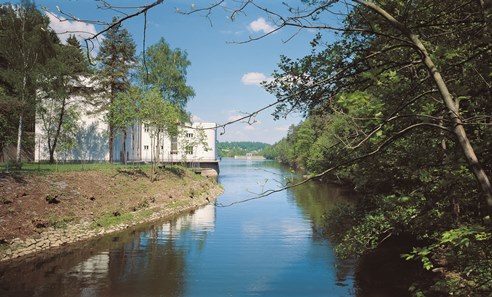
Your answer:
45,12 -> 100,46
243,124 -> 256,131
248,17 -> 275,34
273,125 -> 289,132
227,114 -> 243,122
241,72 -> 272,86
191,114 -> 204,123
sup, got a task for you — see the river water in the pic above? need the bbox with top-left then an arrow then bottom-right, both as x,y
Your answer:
0,158 -> 405,297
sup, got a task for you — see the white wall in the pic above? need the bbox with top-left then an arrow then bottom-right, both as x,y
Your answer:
35,100 -> 109,162
114,122 -> 217,163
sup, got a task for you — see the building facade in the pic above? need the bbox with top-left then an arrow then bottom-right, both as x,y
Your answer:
35,114 -> 219,174
34,99 -> 109,163
112,122 -> 218,164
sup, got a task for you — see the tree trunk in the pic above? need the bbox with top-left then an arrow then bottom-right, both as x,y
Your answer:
49,97 -> 67,164
150,131 -> 156,182
109,121 -> 114,163
357,0 -> 492,211
122,128 -> 127,165
108,80 -> 116,163
15,113 -> 23,163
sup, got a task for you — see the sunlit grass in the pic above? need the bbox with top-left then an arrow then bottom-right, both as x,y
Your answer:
0,161 -> 151,174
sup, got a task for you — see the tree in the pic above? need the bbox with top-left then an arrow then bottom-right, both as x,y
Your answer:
258,1 -> 492,294
261,0 -> 492,211
0,1 -> 55,163
37,35 -> 91,163
139,87 -> 187,182
138,38 -> 195,109
96,19 -> 137,163
108,86 -> 141,164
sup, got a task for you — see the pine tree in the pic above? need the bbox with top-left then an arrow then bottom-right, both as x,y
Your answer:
96,20 -> 137,163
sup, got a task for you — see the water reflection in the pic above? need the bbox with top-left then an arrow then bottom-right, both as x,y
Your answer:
1,159 -> 364,297
287,176 -> 358,292
0,205 -> 216,297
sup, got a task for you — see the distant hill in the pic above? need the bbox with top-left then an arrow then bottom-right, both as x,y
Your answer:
218,141 -> 271,158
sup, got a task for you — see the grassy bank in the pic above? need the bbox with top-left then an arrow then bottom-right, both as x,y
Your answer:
0,164 -> 223,261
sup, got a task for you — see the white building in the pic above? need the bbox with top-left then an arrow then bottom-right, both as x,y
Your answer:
35,106 -> 219,175
34,97 -> 109,163
112,122 -> 219,175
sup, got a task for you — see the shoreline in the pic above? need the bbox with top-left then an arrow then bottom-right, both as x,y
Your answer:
0,186 -> 223,263
0,168 -> 223,263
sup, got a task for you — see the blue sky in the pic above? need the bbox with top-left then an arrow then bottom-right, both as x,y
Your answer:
34,0 -> 325,144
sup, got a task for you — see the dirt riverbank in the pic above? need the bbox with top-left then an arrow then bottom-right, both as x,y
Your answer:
0,167 -> 223,262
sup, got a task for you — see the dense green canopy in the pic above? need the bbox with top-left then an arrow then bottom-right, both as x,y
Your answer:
263,0 -> 492,295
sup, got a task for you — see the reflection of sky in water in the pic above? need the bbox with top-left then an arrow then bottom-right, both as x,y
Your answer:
180,159 -> 354,297
0,159 -> 355,297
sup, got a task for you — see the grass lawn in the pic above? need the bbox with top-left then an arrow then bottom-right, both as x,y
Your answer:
0,162 -> 150,174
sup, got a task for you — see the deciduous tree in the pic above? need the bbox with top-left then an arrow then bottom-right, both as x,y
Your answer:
0,0 -> 55,163
37,35 -> 91,163
138,38 -> 195,109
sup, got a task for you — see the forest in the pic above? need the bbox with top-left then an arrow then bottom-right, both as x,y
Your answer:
218,141 -> 270,157
260,1 -> 492,296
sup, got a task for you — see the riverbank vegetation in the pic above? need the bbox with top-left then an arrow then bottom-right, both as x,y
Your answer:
0,163 -> 222,261
218,141 -> 270,157
259,1 -> 492,296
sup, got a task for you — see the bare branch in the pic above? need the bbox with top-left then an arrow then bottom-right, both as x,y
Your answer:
87,0 -> 164,42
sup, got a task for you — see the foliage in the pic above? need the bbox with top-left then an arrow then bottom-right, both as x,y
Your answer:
96,19 -> 137,162
139,87 -> 189,182
37,34 -> 91,163
264,0 -> 492,295
137,37 -> 195,109
0,1 -> 56,162
218,141 -> 271,157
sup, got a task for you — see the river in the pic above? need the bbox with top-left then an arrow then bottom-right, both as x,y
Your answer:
0,158 -> 408,296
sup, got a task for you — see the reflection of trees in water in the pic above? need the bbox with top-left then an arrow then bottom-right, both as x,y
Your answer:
105,205 -> 216,296
288,179 -> 358,288
105,227 -> 186,297
290,179 -> 356,231
354,235 -> 426,297
287,177 -> 419,297
0,239 -> 114,297
0,226 -> 186,297
0,206 -> 215,297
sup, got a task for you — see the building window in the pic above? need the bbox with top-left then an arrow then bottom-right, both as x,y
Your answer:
185,146 -> 193,155
144,145 -> 149,150
144,126 -> 149,132
161,145 -> 164,150
170,136 -> 178,154
186,133 -> 194,138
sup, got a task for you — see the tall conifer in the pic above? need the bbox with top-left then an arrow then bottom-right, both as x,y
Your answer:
96,20 -> 136,162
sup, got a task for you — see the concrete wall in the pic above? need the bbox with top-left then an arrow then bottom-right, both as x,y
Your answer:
114,122 -> 218,163
35,100 -> 109,162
